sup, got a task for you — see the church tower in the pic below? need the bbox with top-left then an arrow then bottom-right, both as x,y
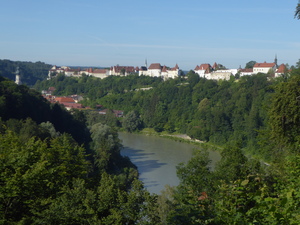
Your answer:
274,54 -> 278,68
15,67 -> 22,85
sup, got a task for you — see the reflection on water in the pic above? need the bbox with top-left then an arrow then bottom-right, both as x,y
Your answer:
119,132 -> 220,194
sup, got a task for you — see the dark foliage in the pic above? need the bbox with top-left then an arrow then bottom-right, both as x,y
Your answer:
0,76 -> 90,146
0,59 -> 51,86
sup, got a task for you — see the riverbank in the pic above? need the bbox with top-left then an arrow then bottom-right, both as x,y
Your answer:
138,128 -> 223,152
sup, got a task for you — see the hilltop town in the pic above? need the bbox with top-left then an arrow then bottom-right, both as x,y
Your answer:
48,56 -> 288,81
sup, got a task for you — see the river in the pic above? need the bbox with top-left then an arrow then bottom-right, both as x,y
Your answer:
119,132 -> 221,194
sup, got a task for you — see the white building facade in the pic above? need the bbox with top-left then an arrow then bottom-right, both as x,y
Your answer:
253,62 -> 277,74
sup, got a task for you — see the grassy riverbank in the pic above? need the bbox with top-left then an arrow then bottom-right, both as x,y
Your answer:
137,128 -> 223,152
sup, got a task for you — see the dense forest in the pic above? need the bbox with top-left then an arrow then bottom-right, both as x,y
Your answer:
0,59 -> 51,86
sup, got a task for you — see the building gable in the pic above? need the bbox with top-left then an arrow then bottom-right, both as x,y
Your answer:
148,63 -> 162,70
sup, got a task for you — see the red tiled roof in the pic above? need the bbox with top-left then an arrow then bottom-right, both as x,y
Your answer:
148,63 -> 162,70
93,69 -> 107,74
194,64 -> 212,73
276,64 -> 286,73
55,97 -> 75,103
171,64 -> 179,71
112,66 -> 135,73
162,65 -> 167,72
240,68 -> 253,72
87,68 -> 93,73
140,66 -> 147,71
212,62 -> 218,69
199,64 -> 211,71
254,62 -> 276,68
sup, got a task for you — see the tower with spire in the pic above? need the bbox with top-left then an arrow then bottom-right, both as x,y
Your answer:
15,67 -> 22,85
274,54 -> 278,68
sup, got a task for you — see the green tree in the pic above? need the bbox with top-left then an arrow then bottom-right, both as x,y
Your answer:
0,131 -> 89,223
267,74 -> 300,153
296,59 -> 300,69
245,60 -> 257,69
90,123 -> 121,171
169,149 -> 214,224
34,178 -> 99,224
214,144 -> 249,182
295,1 -> 300,19
122,111 -> 141,132
39,121 -> 60,138
120,68 -> 126,75
186,70 -> 199,86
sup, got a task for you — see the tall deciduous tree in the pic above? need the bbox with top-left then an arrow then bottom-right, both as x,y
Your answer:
122,111 -> 141,132
268,74 -> 300,152
296,59 -> 300,68
0,131 -> 89,223
245,60 -> 257,69
90,123 -> 121,171
295,1 -> 300,19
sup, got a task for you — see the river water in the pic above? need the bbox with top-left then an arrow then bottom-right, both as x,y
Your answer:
119,132 -> 221,194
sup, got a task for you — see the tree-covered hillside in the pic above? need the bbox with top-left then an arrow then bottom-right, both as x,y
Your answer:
35,71 -> 277,159
0,76 -> 90,145
0,76 -> 162,224
0,59 -> 51,86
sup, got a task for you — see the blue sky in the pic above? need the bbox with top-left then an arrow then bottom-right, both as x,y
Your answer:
0,0 -> 299,70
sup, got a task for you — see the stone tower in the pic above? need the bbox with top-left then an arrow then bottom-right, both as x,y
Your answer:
15,67 -> 22,85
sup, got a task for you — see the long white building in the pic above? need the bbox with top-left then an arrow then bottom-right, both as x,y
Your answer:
139,63 -> 181,79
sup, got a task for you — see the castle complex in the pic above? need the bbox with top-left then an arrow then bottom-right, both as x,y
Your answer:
48,56 -> 287,81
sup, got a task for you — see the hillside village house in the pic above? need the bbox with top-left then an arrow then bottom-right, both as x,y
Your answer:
239,68 -> 254,76
42,94 -> 84,110
139,63 -> 180,79
253,62 -> 277,74
194,63 -> 213,78
209,69 -> 239,80
109,65 -> 136,76
275,64 -> 287,77
240,61 -> 287,78
84,68 -> 109,78
194,63 -> 238,80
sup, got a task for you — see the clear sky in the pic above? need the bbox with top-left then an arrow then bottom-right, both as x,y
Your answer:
0,0 -> 299,70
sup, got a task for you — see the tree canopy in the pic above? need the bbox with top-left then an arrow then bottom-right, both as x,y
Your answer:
0,76 -> 160,224
245,60 -> 257,69
295,1 -> 300,19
